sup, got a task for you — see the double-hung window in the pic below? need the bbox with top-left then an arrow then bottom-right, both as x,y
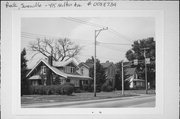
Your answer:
65,66 -> 75,73
81,68 -> 83,75
41,66 -> 46,74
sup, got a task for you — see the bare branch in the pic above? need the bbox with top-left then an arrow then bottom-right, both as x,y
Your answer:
29,37 -> 81,62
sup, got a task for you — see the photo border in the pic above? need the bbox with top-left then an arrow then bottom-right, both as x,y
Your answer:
11,10 -> 164,115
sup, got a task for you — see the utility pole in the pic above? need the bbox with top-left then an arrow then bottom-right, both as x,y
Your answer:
121,60 -> 124,96
94,27 -> 108,97
141,48 -> 149,94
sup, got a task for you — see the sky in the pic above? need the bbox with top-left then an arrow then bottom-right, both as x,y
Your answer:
21,17 -> 155,69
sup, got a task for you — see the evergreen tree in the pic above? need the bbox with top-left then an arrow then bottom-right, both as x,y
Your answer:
85,57 -> 106,89
21,48 -> 29,95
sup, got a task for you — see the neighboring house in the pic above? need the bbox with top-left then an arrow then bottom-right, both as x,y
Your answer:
77,63 -> 90,77
26,57 -> 92,88
77,62 -> 92,87
124,67 -> 145,89
101,61 -> 116,89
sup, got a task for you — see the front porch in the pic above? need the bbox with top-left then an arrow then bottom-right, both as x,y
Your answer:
28,74 -> 92,88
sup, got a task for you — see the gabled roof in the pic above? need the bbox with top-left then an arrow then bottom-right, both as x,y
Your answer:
26,59 -> 92,80
53,58 -> 79,68
78,62 -> 90,69
84,62 -> 94,68
125,76 -> 133,82
26,59 -> 67,78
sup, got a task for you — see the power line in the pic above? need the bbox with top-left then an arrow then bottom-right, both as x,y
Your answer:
78,54 -> 120,62
23,17 -> 133,44
22,32 -> 130,52
22,32 -> 50,37
22,32 -> 131,52
108,28 -> 133,43
62,17 -> 133,43
22,32 -> 94,43
21,32 -> 59,39
70,17 -> 107,28
97,45 -> 127,53
97,41 -> 131,46
62,17 -> 105,29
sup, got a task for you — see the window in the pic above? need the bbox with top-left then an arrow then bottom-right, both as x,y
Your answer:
81,68 -> 83,75
65,66 -> 75,73
32,80 -> 38,86
41,66 -> 46,74
71,67 -> 75,73
74,80 -> 79,87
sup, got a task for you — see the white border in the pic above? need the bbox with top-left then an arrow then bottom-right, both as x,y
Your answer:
12,10 -> 164,115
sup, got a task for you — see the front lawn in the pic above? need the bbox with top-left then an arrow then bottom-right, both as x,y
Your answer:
21,90 -> 155,104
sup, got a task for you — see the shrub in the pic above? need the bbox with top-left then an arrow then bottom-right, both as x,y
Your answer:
74,88 -> 82,93
28,85 -> 62,95
87,84 -> 101,92
101,84 -> 113,92
86,84 -> 92,92
82,84 -> 89,91
101,80 -> 113,92
61,83 -> 74,95
62,82 -> 75,87
124,81 -> 130,90
28,83 -> 75,95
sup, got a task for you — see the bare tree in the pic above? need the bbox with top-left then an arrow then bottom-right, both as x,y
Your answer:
29,38 -> 81,61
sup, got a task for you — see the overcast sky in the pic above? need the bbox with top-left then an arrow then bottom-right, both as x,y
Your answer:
21,17 -> 155,69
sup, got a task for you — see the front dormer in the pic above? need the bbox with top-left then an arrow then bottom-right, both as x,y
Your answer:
64,62 -> 77,74
52,58 -> 79,74
64,66 -> 75,73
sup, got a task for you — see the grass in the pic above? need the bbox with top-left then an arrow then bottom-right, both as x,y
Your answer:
21,90 -> 155,104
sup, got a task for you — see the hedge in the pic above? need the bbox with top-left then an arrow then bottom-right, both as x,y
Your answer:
28,83 -> 74,95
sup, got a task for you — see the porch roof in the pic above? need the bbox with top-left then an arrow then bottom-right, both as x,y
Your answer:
133,79 -> 145,82
67,74 -> 92,80
29,75 -> 41,80
125,76 -> 144,82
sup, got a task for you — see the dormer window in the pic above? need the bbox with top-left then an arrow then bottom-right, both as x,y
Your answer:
65,66 -> 75,73
71,67 -> 75,73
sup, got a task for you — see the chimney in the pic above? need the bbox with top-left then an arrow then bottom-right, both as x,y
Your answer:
48,56 -> 53,66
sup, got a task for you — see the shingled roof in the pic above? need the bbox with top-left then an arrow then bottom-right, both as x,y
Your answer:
26,59 -> 92,80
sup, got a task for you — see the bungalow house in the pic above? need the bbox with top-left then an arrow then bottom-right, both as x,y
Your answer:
26,57 -> 92,88
124,67 -> 145,89
101,61 -> 116,89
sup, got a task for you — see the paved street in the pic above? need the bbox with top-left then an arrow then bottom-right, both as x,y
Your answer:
22,94 -> 155,108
